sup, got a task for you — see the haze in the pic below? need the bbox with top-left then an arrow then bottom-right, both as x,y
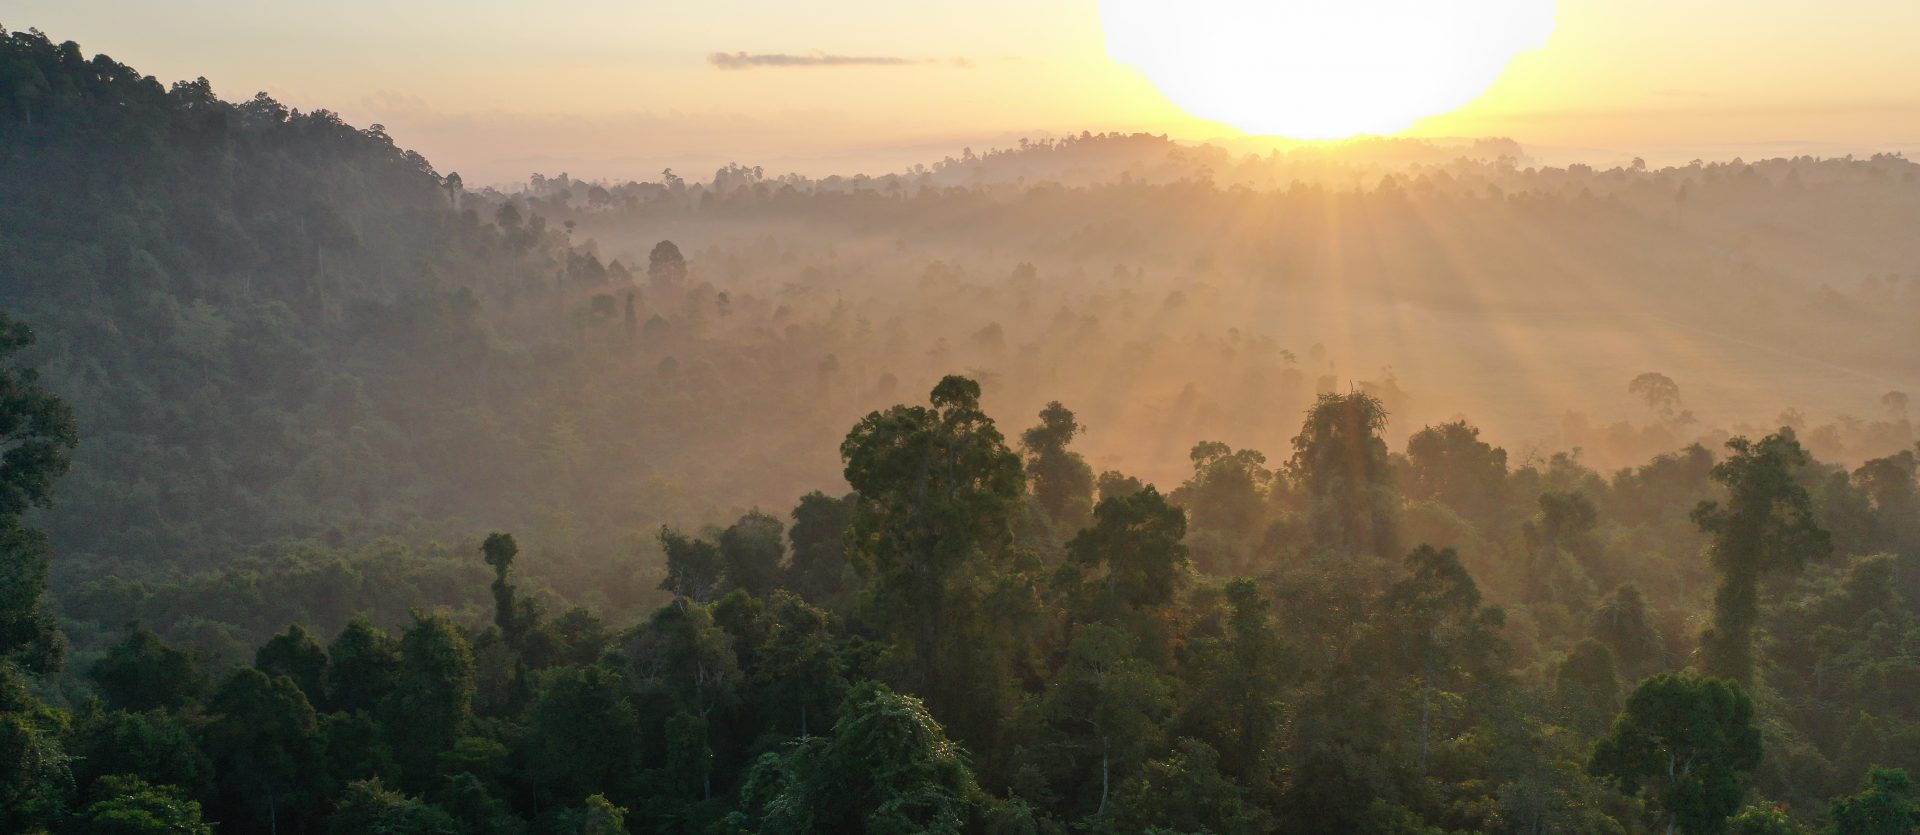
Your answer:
15,0 -> 1920,181
6,6 -> 1920,835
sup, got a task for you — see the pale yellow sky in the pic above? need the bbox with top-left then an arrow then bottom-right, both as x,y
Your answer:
11,0 -> 1920,182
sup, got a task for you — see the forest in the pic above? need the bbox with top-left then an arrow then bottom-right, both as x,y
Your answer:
7,24 -> 1920,834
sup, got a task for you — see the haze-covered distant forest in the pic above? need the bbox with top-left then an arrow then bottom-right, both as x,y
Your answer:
7,25 -> 1920,835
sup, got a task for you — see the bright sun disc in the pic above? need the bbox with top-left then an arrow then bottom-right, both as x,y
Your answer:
1100,0 -> 1557,138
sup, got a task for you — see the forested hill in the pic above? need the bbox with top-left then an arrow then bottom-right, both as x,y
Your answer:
0,27 -> 635,574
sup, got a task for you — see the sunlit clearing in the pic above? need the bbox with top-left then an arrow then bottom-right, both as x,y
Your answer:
1100,0 -> 1557,138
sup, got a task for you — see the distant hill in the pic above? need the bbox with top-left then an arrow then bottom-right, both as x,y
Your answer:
1,27 -> 628,575
5,25 -> 1917,607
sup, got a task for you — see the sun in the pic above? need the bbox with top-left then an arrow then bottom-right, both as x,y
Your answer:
1100,0 -> 1557,139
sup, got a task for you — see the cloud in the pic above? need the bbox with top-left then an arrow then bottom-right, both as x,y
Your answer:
708,51 -> 967,70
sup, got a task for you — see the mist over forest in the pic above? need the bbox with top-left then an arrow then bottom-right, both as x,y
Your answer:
6,23 -> 1920,835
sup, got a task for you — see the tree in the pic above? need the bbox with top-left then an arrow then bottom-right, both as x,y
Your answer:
786,491 -> 857,605
1378,545 -> 1505,775
1530,490 -> 1599,554
1882,391 -> 1911,421
1096,470 -> 1146,503
442,171 -> 463,209
719,510 -> 786,599
1828,768 -> 1920,835
1630,372 -> 1684,419
522,664 -> 645,808
1853,450 -> 1919,554
626,598 -> 741,721
579,793 -> 628,835
0,662 -> 71,832
648,240 -> 688,297
660,527 -> 724,603
1107,738 -> 1265,835
255,624 -> 328,707
1177,441 -> 1271,549
91,624 -> 203,713
69,775 -> 214,835
201,668 -> 322,833
540,606 -> 612,669
1692,432 -> 1831,683
0,520 -> 62,675
327,616 -> 401,714
0,317 -> 76,828
664,710 -> 714,802
840,376 -> 1024,706
1590,673 -> 1763,835
327,778 -> 459,835
1180,579 -> 1288,785
1018,623 -> 1175,821
1591,584 -> 1666,680
0,313 -> 77,519
1021,401 -> 1096,533
747,681 -> 982,834
1728,805 -> 1806,835
429,773 -> 520,835
379,612 -> 476,784
756,591 -> 847,739
1555,639 -> 1621,735
0,313 -> 77,674
66,704 -> 212,800
1067,486 -> 1190,616
1524,490 -> 1602,609
1290,392 -> 1398,557
480,532 -> 521,643
1402,420 -> 1509,524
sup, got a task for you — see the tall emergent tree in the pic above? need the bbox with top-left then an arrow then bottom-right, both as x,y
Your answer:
1402,420 -> 1509,525
1067,486 -> 1190,618
718,510 -> 787,599
840,376 -> 1024,714
648,240 -> 688,298
1590,673 -> 1763,835
481,532 -> 522,644
1021,401 -> 1096,534
1290,391 -> 1398,557
1691,432 -> 1831,683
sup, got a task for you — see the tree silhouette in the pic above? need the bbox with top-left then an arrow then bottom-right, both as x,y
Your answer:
1692,432 -> 1830,683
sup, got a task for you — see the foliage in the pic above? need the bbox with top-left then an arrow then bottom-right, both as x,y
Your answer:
1292,392 -> 1399,557
1827,768 -> 1919,835
1022,401 -> 1096,535
1693,432 -> 1832,683
748,681 -> 982,834
1590,673 -> 1764,835
68,775 -> 212,835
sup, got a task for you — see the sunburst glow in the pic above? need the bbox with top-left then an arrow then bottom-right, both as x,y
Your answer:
1100,0 -> 1557,138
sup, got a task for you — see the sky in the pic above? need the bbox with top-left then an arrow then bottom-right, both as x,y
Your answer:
10,0 -> 1920,183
